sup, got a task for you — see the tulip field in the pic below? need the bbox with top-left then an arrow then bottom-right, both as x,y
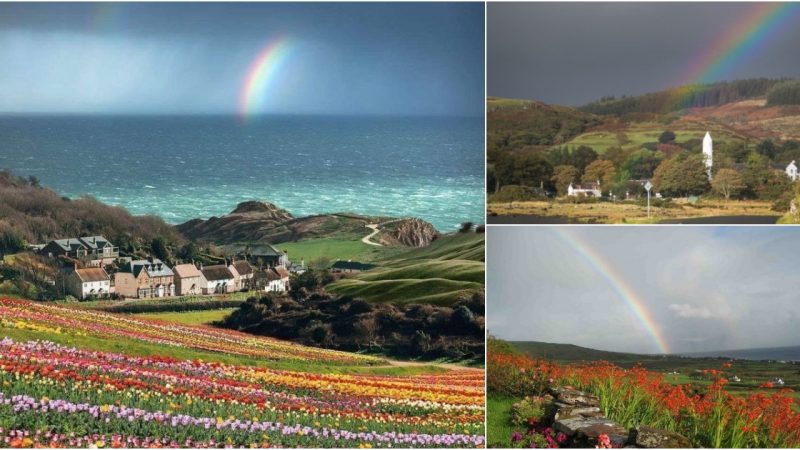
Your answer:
0,298 -> 486,448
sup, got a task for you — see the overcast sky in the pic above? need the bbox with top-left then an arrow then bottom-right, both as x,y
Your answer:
0,3 -> 484,116
488,2 -> 800,105
488,227 -> 800,355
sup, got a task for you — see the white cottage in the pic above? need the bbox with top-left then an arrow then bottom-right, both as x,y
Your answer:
567,181 -> 601,197
200,265 -> 237,294
67,267 -> 111,299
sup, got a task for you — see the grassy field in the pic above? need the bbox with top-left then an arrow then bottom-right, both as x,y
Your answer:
487,397 -> 518,448
134,308 -> 236,325
487,198 -> 779,224
326,232 -> 485,305
278,232 -> 390,264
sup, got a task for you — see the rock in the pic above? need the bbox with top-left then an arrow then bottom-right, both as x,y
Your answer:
553,404 -> 602,421
629,426 -> 692,448
574,423 -> 630,448
550,387 -> 600,407
391,218 -> 439,247
230,201 -> 293,216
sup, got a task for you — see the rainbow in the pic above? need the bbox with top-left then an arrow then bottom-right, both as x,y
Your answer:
238,37 -> 292,120
553,229 -> 670,354
673,2 -> 799,109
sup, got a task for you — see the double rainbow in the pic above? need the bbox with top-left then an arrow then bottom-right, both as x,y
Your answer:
238,37 -> 292,120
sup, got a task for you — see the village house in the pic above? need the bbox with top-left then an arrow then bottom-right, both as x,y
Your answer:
232,260 -> 254,290
115,258 -> 174,298
234,243 -> 288,268
254,266 -> 291,293
67,267 -> 111,299
201,264 -> 238,294
331,260 -> 376,274
567,181 -> 602,197
39,235 -> 119,267
173,263 -> 206,296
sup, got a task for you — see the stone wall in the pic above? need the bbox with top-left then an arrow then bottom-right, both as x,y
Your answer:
547,386 -> 691,448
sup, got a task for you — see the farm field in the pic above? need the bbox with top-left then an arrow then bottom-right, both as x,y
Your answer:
487,198 -> 779,224
134,308 -> 237,326
0,297 -> 486,448
278,232 -> 391,265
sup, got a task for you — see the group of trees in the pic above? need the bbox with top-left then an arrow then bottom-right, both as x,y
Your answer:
488,130 -> 800,204
221,290 -> 485,361
766,79 -> 800,106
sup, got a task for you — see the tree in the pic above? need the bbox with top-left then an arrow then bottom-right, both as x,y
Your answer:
150,237 -> 169,262
582,159 -> 617,186
757,139 -> 777,160
658,130 -> 676,144
551,165 -> 578,196
622,149 -> 664,180
711,168 -> 744,200
652,154 -> 710,197
572,146 -> 599,175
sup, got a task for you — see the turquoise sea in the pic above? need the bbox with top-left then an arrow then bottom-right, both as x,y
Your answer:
0,115 -> 484,231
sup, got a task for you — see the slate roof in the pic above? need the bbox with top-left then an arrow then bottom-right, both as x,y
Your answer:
130,259 -> 174,277
79,236 -> 113,250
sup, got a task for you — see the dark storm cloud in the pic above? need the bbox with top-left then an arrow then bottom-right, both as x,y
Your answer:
487,2 -> 800,105
0,3 -> 484,116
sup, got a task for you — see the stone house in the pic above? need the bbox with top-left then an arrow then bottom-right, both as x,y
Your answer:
115,258 -> 175,298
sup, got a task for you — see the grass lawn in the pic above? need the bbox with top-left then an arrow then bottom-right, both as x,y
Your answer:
278,233 -> 390,265
487,396 -> 520,448
134,308 -> 236,325
0,323 -> 446,376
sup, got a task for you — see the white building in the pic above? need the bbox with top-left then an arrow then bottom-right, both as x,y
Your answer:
703,131 -> 713,180
786,160 -> 798,181
200,265 -> 237,294
567,181 -> 601,197
67,267 -> 111,299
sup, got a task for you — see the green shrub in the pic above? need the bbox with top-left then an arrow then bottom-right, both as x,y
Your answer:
511,396 -> 552,427
488,185 -> 546,203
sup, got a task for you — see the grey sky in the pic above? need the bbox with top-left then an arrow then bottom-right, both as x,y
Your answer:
0,3 -> 484,116
487,2 -> 800,105
487,227 -> 800,355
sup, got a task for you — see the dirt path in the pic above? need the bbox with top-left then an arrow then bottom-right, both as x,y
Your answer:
361,224 -> 383,246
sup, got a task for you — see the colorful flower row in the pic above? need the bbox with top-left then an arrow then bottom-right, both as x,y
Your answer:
0,338 -> 485,448
0,298 -> 377,365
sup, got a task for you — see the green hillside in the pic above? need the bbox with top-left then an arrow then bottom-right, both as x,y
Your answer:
326,232 -> 485,305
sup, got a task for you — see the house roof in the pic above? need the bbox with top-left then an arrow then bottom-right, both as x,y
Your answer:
233,260 -> 254,276
49,238 -> 88,253
331,260 -> 376,271
74,267 -> 109,282
570,183 -> 600,190
273,266 -> 290,278
173,264 -> 202,279
233,243 -> 285,257
79,236 -> 113,250
130,259 -> 173,277
202,265 -> 235,281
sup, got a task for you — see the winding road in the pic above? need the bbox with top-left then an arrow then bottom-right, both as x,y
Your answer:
361,224 -> 383,246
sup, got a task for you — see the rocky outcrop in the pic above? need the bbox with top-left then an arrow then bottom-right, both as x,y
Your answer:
547,387 -> 691,448
175,201 -> 393,245
390,218 -> 439,247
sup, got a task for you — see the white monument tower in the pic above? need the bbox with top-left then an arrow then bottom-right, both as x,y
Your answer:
702,131 -> 713,180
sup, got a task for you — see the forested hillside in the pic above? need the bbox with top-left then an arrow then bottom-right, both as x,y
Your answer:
581,78 -> 788,115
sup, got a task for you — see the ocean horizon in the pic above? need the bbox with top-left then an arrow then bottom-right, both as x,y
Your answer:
0,114 -> 484,231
